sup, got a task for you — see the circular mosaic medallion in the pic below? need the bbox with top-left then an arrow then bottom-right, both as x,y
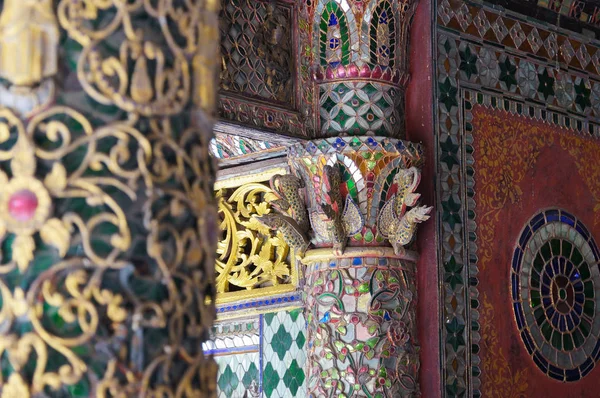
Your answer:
512,209 -> 600,382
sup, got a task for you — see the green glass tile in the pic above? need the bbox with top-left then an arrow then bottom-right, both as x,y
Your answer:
272,324 -> 293,361
296,330 -> 306,350
289,308 -> 302,322
264,312 -> 276,326
242,362 -> 259,388
217,365 -> 239,397
283,359 -> 306,396
263,363 -> 280,398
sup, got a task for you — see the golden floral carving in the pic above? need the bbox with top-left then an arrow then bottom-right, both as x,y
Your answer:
216,181 -> 294,296
473,109 -> 553,270
480,293 -> 529,398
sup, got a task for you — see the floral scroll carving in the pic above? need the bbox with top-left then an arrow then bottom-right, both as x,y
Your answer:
216,182 -> 294,295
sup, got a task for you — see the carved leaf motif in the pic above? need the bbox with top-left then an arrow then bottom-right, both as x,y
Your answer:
131,56 -> 154,104
11,139 -> 36,178
40,218 -> 70,257
309,210 -> 331,240
13,235 -> 35,272
342,196 -> 364,236
377,194 -> 397,238
44,163 -> 67,193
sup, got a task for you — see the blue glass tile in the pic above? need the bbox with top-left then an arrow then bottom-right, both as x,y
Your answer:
330,262 -> 336,268
551,312 -> 560,328
533,352 -> 548,373
276,298 -> 282,302
519,227 -> 532,247
512,249 -> 523,272
328,13 -> 338,26
572,313 -> 580,325
548,364 -> 564,380
545,306 -> 555,319
541,283 -> 550,296
573,302 -> 583,315
573,280 -> 583,291
530,213 -> 545,231
545,209 -> 560,222
521,331 -> 535,354
566,315 -> 574,330
547,265 -> 555,277
575,221 -> 590,241
565,368 -> 580,382
383,312 -> 391,321
511,274 -> 519,301
514,303 -> 525,329
580,358 -> 594,377
352,257 -> 362,266
565,260 -> 574,274
560,212 -> 576,227
552,259 -> 561,275
559,315 -> 567,332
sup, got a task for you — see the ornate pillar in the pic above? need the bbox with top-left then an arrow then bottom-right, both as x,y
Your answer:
0,0 -> 220,396
270,0 -> 426,396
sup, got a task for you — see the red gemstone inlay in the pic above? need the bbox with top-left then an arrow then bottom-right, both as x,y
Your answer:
8,190 -> 38,222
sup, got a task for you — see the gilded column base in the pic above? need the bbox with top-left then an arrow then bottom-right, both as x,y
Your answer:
303,247 -> 420,398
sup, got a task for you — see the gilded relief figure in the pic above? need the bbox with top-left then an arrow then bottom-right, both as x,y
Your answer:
0,0 -> 58,87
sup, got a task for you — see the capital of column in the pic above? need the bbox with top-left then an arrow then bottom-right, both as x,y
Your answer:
270,136 -> 431,256
298,0 -> 419,139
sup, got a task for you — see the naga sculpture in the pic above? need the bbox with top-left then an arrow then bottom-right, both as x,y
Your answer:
310,165 -> 363,255
378,167 -> 432,254
269,174 -> 310,233
256,173 -> 311,256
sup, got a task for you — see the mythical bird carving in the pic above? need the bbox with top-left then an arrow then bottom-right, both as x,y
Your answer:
310,165 -> 364,255
378,167 -> 432,255
256,173 -> 310,256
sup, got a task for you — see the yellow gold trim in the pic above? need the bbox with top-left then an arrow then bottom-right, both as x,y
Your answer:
214,167 -> 287,190
216,283 -> 296,304
216,304 -> 303,321
301,246 -> 419,264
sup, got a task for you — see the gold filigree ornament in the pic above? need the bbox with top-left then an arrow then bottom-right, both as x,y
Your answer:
0,111 -> 69,271
215,172 -> 299,305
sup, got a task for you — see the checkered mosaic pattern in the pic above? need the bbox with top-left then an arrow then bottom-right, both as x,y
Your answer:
213,309 -> 307,397
262,309 -> 307,398
216,351 -> 260,398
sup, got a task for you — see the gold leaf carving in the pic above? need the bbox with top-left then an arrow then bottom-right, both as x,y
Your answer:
215,180 -> 293,296
13,235 -> 35,272
43,163 -> 67,193
40,218 -> 70,257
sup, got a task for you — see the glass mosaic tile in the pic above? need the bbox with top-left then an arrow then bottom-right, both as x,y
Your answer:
262,309 -> 308,397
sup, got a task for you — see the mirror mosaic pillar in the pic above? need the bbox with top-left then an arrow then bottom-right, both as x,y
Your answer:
284,0 -> 429,396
